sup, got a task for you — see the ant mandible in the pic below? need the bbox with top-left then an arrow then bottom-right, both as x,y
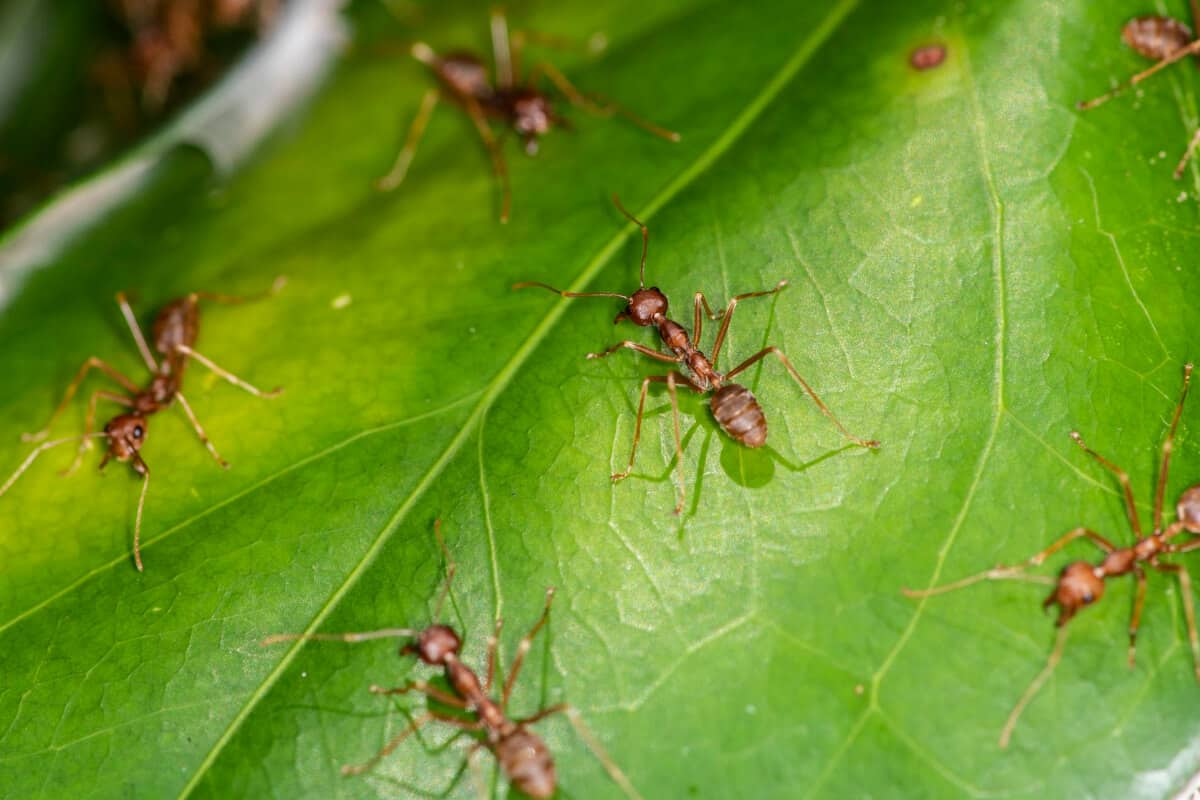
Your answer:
515,195 -> 880,514
905,363 -> 1200,748
1078,6 -> 1200,178
1,278 -> 284,571
376,9 -> 679,222
262,520 -> 643,800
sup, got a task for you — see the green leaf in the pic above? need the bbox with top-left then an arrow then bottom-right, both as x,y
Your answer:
2,0 -> 1200,797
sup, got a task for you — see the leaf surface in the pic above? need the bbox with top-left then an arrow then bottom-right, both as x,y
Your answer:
2,1 -> 1200,798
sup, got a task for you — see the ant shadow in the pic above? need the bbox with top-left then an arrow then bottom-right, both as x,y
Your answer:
622,390 -> 860,519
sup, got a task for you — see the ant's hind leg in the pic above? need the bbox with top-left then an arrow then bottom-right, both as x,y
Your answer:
517,703 -> 644,800
461,96 -> 511,223
173,345 -> 282,398
24,358 -> 140,442
340,712 -> 434,777
725,346 -> 879,448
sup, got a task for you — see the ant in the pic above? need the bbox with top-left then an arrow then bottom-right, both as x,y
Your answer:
1,278 -> 285,571
375,9 -> 679,223
261,520 -> 642,800
514,195 -> 880,514
905,363 -> 1200,749
1078,3 -> 1200,178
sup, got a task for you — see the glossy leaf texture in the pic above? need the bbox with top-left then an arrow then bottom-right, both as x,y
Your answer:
1,0 -> 1199,797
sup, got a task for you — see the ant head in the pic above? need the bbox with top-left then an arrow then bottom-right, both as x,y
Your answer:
1178,485 -> 1200,534
403,624 -> 461,665
496,728 -> 555,799
1043,561 -> 1105,625
616,287 -> 668,327
102,414 -> 148,471
510,90 -> 556,152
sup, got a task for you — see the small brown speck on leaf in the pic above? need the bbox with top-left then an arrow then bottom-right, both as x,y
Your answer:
910,43 -> 947,71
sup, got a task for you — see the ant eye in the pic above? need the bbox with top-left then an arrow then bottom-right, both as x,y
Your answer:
133,426 -> 144,439
1082,591 -> 1094,604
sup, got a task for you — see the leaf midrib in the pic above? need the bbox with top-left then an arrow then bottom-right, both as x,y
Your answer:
161,1 -> 861,793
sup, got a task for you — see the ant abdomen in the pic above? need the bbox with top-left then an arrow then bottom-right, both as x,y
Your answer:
497,729 -> 556,799
433,51 -> 491,99
711,384 -> 767,448
1178,485 -> 1200,533
1122,15 -> 1193,60
152,298 -> 199,355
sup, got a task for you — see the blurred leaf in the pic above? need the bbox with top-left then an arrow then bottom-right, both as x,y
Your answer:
2,0 -> 1200,798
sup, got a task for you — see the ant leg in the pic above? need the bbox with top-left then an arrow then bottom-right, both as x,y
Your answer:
464,742 -> 488,800
725,346 -> 880,448
191,275 -> 287,304
1155,363 -> 1193,530
377,88 -> 440,192
0,433 -> 111,496
1174,128 -> 1200,179
369,680 -> 467,709
707,281 -> 789,368
63,391 -> 132,475
23,357 -> 140,442
173,344 -> 283,397
586,340 -> 678,364
1152,561 -> 1200,682
1070,431 -> 1143,538
903,527 -> 1116,597
485,617 -> 504,692
115,292 -> 160,372
610,373 -> 700,486
999,626 -> 1070,749
432,518 -> 457,620
1129,566 -> 1148,669
174,393 -> 230,469
526,60 -> 680,142
461,96 -> 511,223
517,703 -> 644,800
501,588 -> 556,711
491,8 -> 513,89
1078,38 -> 1200,110
341,712 -> 434,776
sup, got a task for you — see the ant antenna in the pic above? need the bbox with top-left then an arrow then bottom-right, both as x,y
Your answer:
0,433 -> 110,495
611,194 -> 649,287
999,626 -> 1069,748
511,281 -> 630,301
133,463 -> 150,572
1078,38 -> 1200,110
260,628 -> 419,647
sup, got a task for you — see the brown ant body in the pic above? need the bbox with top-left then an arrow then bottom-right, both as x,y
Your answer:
376,10 -> 679,222
2,279 -> 284,571
515,196 -> 879,513
262,521 -> 641,800
1079,4 -> 1200,178
905,364 -> 1200,748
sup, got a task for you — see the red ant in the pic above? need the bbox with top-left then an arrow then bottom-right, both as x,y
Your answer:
376,9 -> 679,222
2,278 -> 284,571
905,363 -> 1200,748
262,521 -> 642,800
1078,3 -> 1200,178
515,195 -> 880,514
